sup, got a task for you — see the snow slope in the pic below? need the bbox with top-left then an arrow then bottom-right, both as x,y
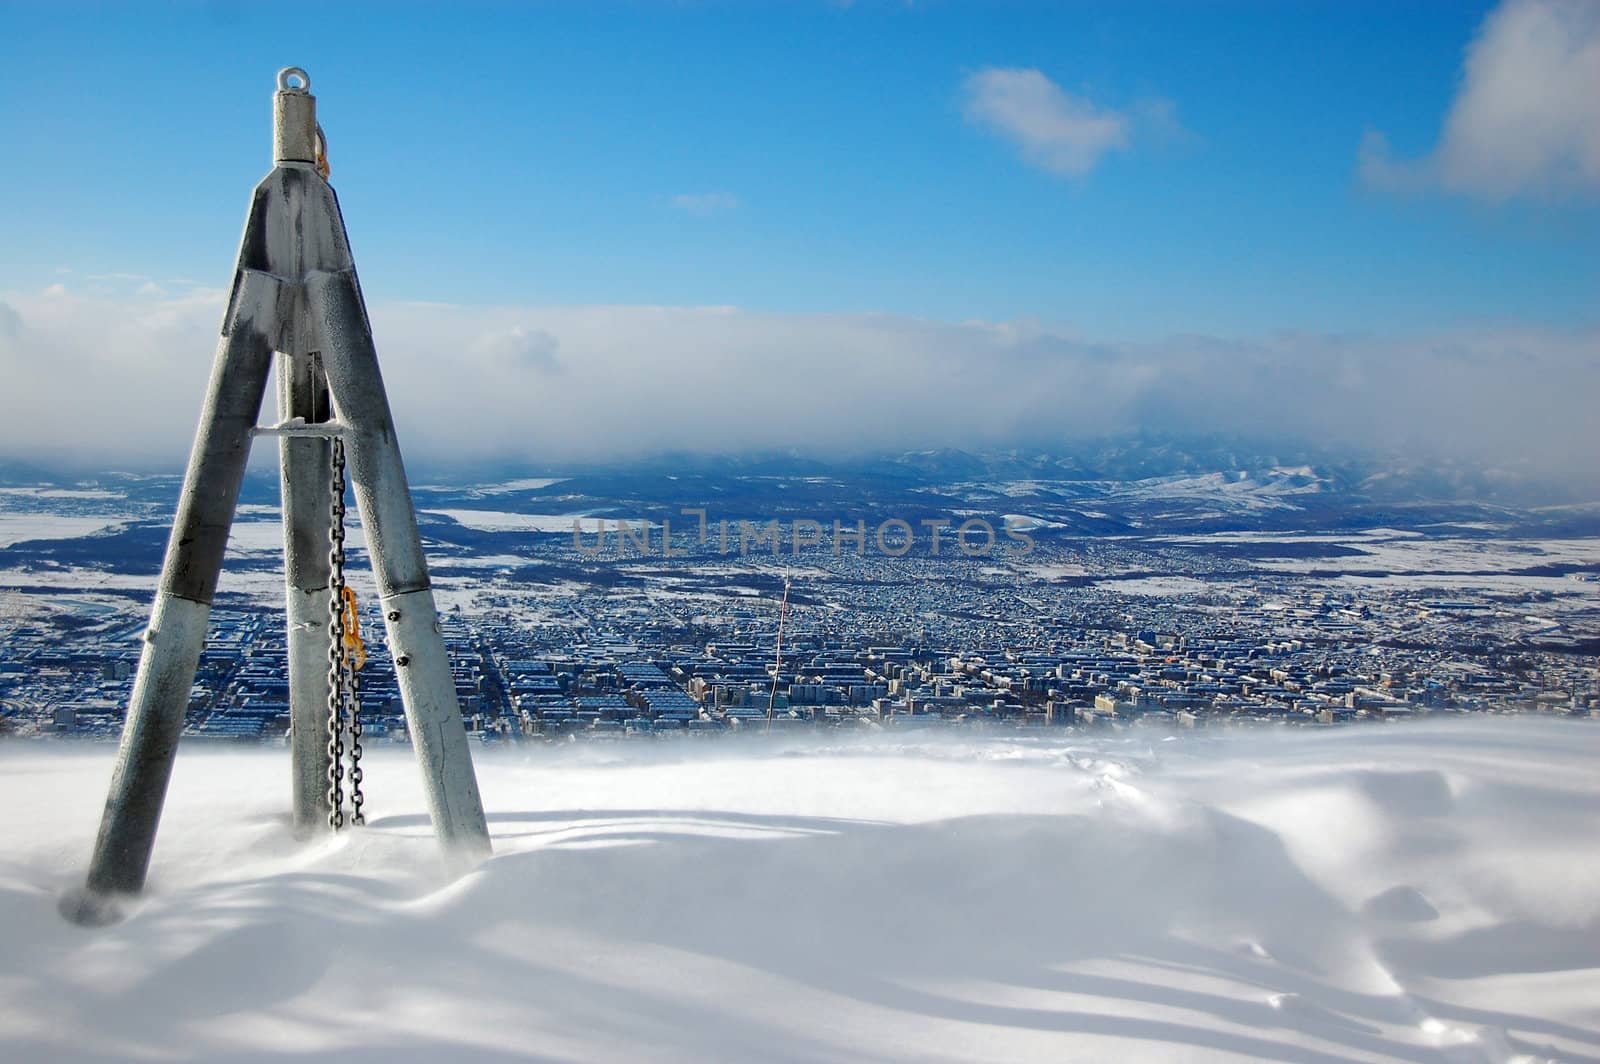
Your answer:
2,719 -> 1598,1063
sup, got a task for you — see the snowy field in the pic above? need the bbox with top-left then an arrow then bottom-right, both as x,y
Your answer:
422,510 -> 639,534
2,720 -> 1598,1063
0,515 -> 126,549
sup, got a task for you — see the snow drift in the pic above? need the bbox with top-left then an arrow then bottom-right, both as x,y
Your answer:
1,719 -> 1597,1062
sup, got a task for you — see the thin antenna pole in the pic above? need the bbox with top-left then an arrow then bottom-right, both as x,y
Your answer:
766,577 -> 791,732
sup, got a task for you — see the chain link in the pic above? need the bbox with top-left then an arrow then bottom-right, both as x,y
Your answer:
326,435 -> 347,830
325,434 -> 368,830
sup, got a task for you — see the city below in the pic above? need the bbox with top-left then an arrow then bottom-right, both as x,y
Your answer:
3,447 -> 1597,745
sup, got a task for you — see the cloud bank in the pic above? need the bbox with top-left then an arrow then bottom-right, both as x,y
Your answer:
0,285 -> 1595,485
1361,0 -> 1600,200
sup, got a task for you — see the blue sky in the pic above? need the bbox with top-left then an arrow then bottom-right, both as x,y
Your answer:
2,1 -> 1597,473
3,0 -> 1596,339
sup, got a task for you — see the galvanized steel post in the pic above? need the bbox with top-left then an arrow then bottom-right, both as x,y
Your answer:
309,268 -> 493,859
80,270 -> 277,900
279,349 -> 336,834
269,74 -> 340,832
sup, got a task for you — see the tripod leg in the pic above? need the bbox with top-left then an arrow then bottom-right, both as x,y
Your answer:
279,351 -> 337,835
78,298 -> 275,903
307,268 -> 492,862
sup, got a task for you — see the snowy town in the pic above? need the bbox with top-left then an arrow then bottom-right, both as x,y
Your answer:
5,507 -> 1595,744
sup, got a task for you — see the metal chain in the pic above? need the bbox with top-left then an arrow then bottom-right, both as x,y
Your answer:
326,436 -> 347,830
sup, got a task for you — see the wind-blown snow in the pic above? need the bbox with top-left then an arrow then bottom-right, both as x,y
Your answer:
2,719 -> 1597,1062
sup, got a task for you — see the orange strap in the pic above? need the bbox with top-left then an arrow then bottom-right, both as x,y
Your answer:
340,586 -> 366,670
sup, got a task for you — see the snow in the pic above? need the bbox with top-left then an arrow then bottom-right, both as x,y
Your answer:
1001,513 -> 1069,531
1106,575 -> 1216,596
225,522 -> 369,555
475,477 -> 571,494
423,510 -> 642,534
1254,537 -> 1600,576
2,719 -> 1598,1062
0,488 -> 122,500
0,515 -> 125,548
1023,563 -> 1090,580
1099,469 -> 1330,513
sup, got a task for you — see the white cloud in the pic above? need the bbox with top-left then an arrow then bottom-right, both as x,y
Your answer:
961,68 -> 1134,177
1361,0 -> 1600,200
1,285 -> 1596,485
668,192 -> 740,216
473,324 -> 563,374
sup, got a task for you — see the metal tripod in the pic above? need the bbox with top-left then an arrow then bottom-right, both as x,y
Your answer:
65,68 -> 491,922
